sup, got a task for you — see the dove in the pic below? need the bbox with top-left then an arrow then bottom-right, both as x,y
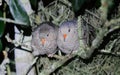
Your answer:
57,20 -> 79,54
31,22 -> 57,57
57,19 -> 96,55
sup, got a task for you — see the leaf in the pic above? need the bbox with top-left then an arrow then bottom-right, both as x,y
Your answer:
0,10 -> 4,51
0,11 -> 5,38
70,0 -> 86,12
0,40 -> 2,51
29,0 -> 38,11
9,0 -> 30,25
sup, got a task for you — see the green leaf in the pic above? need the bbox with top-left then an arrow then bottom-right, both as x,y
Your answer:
0,40 -> 2,51
0,11 -> 5,38
29,0 -> 38,10
0,10 -> 4,51
70,0 -> 86,12
9,0 -> 30,25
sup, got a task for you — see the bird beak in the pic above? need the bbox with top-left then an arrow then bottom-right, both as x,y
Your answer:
63,34 -> 67,41
41,38 -> 46,45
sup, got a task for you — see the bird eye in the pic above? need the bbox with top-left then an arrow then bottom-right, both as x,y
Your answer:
68,29 -> 70,32
47,34 -> 49,36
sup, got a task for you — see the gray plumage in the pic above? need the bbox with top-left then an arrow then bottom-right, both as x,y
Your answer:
31,22 -> 57,56
57,20 -> 79,54
57,19 -> 96,54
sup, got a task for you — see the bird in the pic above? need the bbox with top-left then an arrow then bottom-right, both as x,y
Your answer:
31,22 -> 58,57
57,20 -> 79,54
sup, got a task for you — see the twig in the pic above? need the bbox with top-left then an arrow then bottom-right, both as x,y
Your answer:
99,50 -> 120,57
85,9 -> 100,19
77,16 -> 120,59
81,16 -> 93,27
25,57 -> 39,75
39,55 -> 75,75
0,17 -> 27,25
2,51 -> 10,75
5,34 -> 31,52
52,54 -> 64,60
98,38 -> 120,57
105,18 -> 120,27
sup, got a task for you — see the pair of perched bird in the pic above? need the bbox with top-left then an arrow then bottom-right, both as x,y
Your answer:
31,19 -> 95,57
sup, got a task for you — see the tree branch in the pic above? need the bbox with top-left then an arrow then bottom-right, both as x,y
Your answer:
0,17 -> 27,25
39,55 -> 75,75
85,18 -> 120,58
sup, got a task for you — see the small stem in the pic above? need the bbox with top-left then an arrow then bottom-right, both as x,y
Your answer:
0,17 -> 27,25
